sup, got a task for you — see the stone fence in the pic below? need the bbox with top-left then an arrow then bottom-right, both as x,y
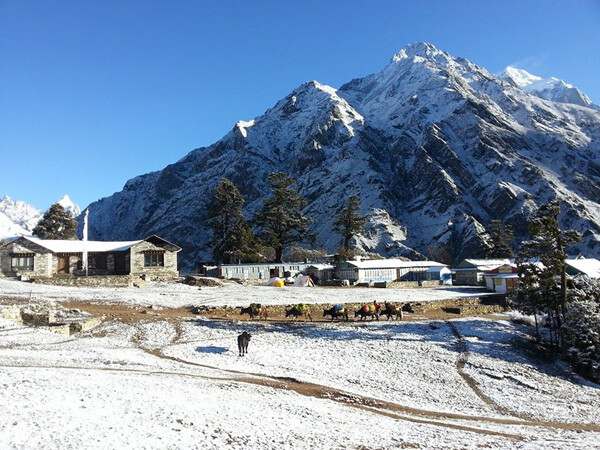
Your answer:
29,275 -> 148,288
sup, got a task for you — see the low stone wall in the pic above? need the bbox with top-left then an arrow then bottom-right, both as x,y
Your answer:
29,275 -> 147,288
388,280 -> 443,289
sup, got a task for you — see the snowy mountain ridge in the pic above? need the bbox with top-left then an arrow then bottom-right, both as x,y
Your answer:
0,196 -> 42,239
0,195 -> 81,239
500,66 -> 598,110
82,43 -> 600,267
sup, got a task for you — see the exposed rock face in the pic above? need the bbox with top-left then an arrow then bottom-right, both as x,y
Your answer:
0,196 -> 41,238
82,43 -> 600,268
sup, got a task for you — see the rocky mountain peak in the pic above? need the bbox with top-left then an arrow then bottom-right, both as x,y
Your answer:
57,194 -> 81,217
500,66 -> 597,109
81,45 -> 600,268
391,42 -> 448,63
0,196 -> 42,239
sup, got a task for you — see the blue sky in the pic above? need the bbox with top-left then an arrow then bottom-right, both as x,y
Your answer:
1,0 -> 599,211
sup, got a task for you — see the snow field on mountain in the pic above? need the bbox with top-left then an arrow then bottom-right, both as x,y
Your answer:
0,278 -> 488,309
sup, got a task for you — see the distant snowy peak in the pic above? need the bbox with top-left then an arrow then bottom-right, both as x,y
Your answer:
501,67 -> 542,88
501,66 -> 597,109
57,194 -> 81,217
391,42 -> 449,63
0,196 -> 42,239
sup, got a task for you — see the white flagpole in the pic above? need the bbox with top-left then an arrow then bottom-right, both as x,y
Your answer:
82,209 -> 89,276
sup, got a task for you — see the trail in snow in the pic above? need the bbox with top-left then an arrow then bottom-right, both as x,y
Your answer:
130,318 -> 600,434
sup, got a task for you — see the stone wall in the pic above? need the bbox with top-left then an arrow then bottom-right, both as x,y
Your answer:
30,274 -> 148,288
130,241 -> 179,280
0,239 -> 52,278
454,270 -> 483,286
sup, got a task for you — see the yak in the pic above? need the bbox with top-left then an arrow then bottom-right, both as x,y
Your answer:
355,303 -> 379,321
237,332 -> 251,356
323,304 -> 349,321
380,302 -> 403,320
285,303 -> 312,321
240,303 -> 267,320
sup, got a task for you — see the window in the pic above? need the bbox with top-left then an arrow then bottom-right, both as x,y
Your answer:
88,253 -> 107,270
11,255 -> 34,271
144,252 -> 164,267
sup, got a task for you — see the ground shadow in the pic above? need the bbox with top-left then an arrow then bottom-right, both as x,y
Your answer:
195,345 -> 229,354
187,316 -> 599,389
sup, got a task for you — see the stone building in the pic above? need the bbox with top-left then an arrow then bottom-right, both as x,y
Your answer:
0,235 -> 181,282
452,259 -> 511,286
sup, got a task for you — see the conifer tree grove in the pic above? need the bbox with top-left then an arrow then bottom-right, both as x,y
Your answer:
254,172 -> 313,263
333,195 -> 368,251
514,200 -> 581,345
205,178 -> 261,264
32,203 -> 78,239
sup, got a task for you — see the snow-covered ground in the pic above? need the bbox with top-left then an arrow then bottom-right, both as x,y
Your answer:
1,279 -> 599,449
0,278 -> 488,309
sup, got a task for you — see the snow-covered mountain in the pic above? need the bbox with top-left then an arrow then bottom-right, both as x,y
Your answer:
0,195 -> 82,239
82,43 -> 600,267
0,196 -> 42,239
501,66 -> 598,110
57,194 -> 81,217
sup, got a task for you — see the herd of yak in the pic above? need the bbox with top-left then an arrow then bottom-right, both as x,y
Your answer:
239,301 -> 404,322
236,302 -> 404,356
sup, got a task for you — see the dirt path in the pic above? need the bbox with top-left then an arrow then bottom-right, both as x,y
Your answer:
2,303 -> 597,440
444,320 -> 528,419
134,327 -> 600,436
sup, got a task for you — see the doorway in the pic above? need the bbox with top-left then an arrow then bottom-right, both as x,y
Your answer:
56,256 -> 69,275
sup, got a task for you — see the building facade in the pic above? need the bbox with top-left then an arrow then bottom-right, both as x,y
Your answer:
0,235 -> 181,281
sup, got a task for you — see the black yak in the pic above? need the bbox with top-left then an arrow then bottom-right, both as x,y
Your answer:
380,302 -> 403,320
355,304 -> 379,321
323,304 -> 349,321
240,303 -> 264,320
285,303 -> 312,321
237,332 -> 251,356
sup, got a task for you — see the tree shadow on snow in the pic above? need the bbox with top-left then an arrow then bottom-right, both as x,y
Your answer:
450,319 -> 598,388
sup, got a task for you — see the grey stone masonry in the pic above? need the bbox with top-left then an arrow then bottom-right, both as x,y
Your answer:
1,235 -> 180,283
0,239 -> 52,278
130,240 -> 179,280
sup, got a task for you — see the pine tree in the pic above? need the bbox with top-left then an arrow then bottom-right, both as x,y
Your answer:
563,277 -> 600,383
254,172 -> 313,263
32,203 -> 77,239
333,195 -> 368,251
514,200 -> 581,345
485,219 -> 514,258
205,178 -> 261,264
222,222 -> 264,264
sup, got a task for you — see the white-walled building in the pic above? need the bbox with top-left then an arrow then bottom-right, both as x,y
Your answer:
337,259 -> 449,284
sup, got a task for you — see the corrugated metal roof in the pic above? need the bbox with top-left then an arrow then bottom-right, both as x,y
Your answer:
347,259 -> 447,269
462,259 -> 511,269
306,264 -> 335,270
566,258 -> 600,278
23,236 -> 143,253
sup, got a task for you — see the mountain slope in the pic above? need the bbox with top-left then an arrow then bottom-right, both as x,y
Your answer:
0,196 -> 42,238
501,66 -> 598,110
83,43 -> 600,267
